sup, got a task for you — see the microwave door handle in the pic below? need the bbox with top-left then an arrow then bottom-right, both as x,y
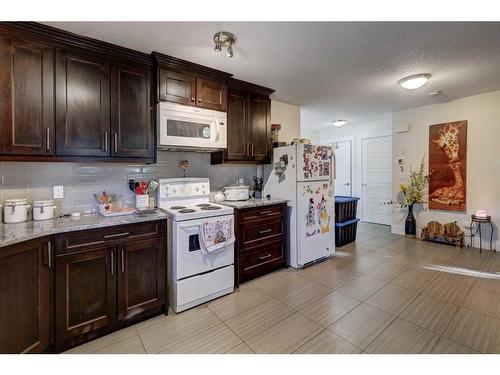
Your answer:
215,120 -> 221,143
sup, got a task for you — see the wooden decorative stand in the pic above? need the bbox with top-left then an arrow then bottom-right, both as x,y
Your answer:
421,221 -> 464,249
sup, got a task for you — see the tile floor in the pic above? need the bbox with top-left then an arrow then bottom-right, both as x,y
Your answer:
66,222 -> 500,354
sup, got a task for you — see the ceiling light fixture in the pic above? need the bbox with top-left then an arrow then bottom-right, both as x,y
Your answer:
213,31 -> 236,58
398,73 -> 431,90
331,120 -> 347,127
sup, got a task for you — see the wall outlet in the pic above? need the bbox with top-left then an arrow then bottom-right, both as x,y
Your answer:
53,185 -> 64,199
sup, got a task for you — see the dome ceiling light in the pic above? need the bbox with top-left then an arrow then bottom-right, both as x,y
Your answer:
398,73 -> 431,90
331,120 -> 347,127
213,31 -> 237,58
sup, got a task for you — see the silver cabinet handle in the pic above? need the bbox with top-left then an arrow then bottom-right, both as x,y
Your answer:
47,241 -> 52,268
103,232 -> 130,240
121,249 -> 125,273
343,183 -> 350,186
258,229 -> 272,234
258,254 -> 272,260
260,211 -> 272,215
114,131 -> 118,153
110,251 -> 114,275
46,128 -> 50,151
104,131 -> 108,152
198,98 -> 202,103
191,97 -> 195,102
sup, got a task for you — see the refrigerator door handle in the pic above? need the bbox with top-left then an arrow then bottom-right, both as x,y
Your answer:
331,152 -> 336,181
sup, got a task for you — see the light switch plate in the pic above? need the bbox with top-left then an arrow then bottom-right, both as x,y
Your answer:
53,185 -> 64,199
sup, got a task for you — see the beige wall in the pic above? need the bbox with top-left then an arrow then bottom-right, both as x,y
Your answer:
392,90 -> 500,249
270,100 -> 300,144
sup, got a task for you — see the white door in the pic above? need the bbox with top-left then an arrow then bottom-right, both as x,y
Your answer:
332,140 -> 352,196
361,136 -> 392,225
296,181 -> 335,266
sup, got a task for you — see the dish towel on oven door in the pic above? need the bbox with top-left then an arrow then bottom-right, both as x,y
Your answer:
200,217 -> 235,253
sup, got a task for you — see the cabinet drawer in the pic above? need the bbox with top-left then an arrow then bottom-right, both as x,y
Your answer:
241,241 -> 284,270
239,241 -> 286,282
56,220 -> 166,254
241,218 -> 283,248
239,204 -> 284,223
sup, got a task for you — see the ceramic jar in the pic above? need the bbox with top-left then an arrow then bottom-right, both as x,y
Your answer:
3,199 -> 31,223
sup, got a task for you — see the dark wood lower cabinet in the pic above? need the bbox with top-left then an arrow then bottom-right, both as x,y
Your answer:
53,220 -> 167,352
117,238 -> 165,321
0,220 -> 167,353
234,203 -> 288,285
0,238 -> 52,353
54,246 -> 117,348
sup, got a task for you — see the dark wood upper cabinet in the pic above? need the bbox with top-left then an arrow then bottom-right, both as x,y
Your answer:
0,22 -> 155,163
153,52 -> 231,112
55,48 -> 111,157
0,32 -> 55,155
117,237 -> 165,321
0,238 -> 52,353
111,62 -> 154,158
226,91 -> 248,160
55,246 -> 117,347
196,77 -> 227,112
248,95 -> 271,162
159,69 -> 196,105
211,79 -> 274,164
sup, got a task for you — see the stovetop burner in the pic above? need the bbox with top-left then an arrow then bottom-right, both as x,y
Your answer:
170,206 -> 186,210
196,203 -> 212,207
201,206 -> 222,210
178,209 -> 196,213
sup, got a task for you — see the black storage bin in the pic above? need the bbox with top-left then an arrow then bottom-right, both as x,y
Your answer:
335,196 -> 360,223
335,218 -> 360,247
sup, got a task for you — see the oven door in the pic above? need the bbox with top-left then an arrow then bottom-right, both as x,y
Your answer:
158,102 -> 227,150
174,215 -> 234,279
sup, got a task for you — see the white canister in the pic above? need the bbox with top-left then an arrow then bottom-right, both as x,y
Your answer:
32,200 -> 57,221
3,199 -> 31,223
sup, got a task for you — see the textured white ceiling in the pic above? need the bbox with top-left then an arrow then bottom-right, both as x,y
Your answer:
44,22 -> 500,130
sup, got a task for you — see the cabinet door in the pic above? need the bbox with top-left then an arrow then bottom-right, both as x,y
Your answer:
226,91 -> 248,160
55,48 -> 110,157
196,77 -> 227,112
55,247 -> 116,345
158,69 -> 195,106
111,62 -> 154,158
248,95 -> 271,162
0,238 -> 51,353
117,237 -> 165,321
0,33 -> 54,155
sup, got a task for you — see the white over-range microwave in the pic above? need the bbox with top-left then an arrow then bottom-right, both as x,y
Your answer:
158,102 -> 227,151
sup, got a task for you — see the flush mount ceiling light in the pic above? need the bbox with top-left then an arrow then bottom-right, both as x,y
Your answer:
213,31 -> 237,58
398,73 -> 431,90
331,120 -> 347,127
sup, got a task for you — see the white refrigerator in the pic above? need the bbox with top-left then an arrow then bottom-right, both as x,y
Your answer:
264,144 -> 335,268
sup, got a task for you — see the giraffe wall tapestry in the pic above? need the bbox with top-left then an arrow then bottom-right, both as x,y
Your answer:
428,121 -> 467,211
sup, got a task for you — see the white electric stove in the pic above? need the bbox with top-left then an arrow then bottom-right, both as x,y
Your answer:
158,178 -> 235,313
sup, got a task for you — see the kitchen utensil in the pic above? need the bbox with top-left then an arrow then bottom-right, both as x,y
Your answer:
147,180 -> 159,194
222,185 -> 250,201
3,199 -> 31,223
32,200 -> 57,221
128,179 -> 136,193
140,181 -> 148,194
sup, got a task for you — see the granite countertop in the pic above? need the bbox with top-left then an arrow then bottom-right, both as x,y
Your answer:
216,198 -> 288,209
0,211 -> 168,248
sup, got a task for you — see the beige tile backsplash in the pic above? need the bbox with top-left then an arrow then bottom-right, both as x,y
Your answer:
0,151 -> 257,214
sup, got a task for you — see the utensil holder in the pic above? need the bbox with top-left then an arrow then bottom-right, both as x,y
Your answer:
136,194 -> 150,210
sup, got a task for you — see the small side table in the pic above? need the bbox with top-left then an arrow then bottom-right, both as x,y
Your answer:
469,215 -> 496,253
